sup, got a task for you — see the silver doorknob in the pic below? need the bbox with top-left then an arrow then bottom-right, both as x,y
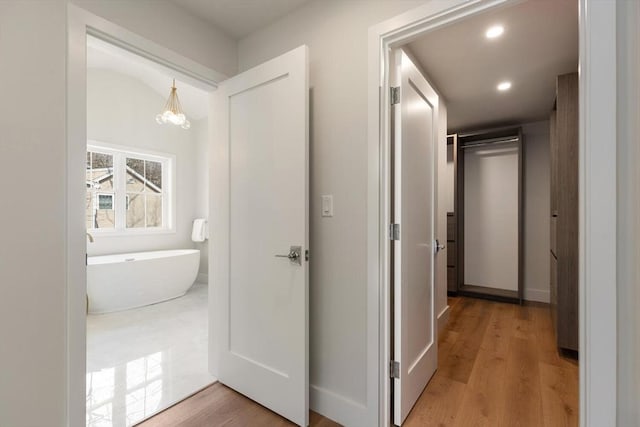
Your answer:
275,245 -> 302,266
435,239 -> 445,253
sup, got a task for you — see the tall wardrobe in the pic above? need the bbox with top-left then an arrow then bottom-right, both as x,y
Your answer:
550,72 -> 579,355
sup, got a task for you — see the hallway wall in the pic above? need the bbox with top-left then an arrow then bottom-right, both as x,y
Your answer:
0,2 -> 68,425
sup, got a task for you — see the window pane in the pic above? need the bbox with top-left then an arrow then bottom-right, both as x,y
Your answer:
94,192 -> 115,229
145,161 -> 162,190
86,152 -> 93,188
145,195 -> 162,228
92,152 -> 113,169
126,193 -> 145,228
86,191 -> 94,230
87,151 -> 114,192
126,158 -> 145,176
98,175 -> 114,191
85,148 -> 170,232
98,194 -> 113,210
126,158 -> 146,192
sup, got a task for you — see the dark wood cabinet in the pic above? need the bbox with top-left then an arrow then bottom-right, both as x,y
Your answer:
447,212 -> 457,293
549,72 -> 579,353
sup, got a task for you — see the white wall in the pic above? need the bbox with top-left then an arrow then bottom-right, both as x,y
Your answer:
238,1 -> 427,424
0,2 -> 68,426
616,0 -> 640,423
445,143 -> 455,213
70,0 -> 237,77
193,118 -> 210,278
86,68 -> 208,274
464,142 -> 520,292
522,120 -> 551,303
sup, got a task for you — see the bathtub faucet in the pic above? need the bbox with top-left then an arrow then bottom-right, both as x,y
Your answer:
86,232 -> 94,243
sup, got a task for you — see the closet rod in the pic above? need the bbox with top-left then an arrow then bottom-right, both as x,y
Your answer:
459,136 -> 519,149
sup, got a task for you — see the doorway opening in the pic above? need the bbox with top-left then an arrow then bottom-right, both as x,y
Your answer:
83,35 -> 215,426
381,0 -> 583,425
68,8 -> 312,426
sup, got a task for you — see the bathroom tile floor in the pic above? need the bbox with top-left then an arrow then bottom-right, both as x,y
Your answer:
86,282 -> 215,427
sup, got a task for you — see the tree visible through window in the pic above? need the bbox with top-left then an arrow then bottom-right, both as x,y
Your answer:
86,146 -> 171,232
126,157 -> 163,228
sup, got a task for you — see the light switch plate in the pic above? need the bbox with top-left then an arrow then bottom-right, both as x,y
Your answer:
321,195 -> 333,217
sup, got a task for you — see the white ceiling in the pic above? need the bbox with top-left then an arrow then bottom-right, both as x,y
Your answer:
171,0 -> 311,39
407,0 -> 578,131
87,36 -> 209,120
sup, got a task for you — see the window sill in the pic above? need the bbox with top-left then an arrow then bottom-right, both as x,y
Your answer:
88,228 -> 177,238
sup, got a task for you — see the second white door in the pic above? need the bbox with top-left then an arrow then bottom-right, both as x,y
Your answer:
392,49 -> 439,426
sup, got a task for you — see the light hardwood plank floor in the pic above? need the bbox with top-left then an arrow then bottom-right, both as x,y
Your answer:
404,297 -> 578,427
138,297 -> 578,427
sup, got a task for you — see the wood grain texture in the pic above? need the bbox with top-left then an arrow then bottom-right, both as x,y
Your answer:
138,297 -> 577,427
136,384 -> 339,427
447,213 -> 458,293
554,72 -> 579,352
404,297 -> 578,427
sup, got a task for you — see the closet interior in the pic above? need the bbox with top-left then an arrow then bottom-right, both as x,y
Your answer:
448,126 -> 524,303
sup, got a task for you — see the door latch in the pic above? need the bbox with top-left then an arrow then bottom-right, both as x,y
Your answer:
275,246 -> 302,266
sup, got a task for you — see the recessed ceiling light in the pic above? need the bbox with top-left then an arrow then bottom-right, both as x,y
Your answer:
486,25 -> 504,39
497,81 -> 512,91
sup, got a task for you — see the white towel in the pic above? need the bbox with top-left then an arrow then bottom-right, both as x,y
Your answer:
191,218 -> 207,242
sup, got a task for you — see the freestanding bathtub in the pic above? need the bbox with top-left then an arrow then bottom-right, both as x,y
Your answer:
87,249 -> 200,314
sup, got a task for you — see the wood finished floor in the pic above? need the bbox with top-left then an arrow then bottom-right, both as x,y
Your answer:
137,297 -> 578,427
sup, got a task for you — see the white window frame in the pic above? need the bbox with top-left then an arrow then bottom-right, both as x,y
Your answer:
87,141 -> 175,235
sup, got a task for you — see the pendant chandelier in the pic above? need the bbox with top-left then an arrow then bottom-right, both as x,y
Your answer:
155,79 -> 191,129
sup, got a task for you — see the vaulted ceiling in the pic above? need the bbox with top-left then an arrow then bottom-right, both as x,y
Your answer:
87,36 -> 210,120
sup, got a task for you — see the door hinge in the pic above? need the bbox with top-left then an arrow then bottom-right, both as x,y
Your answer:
389,223 -> 400,241
390,360 -> 400,379
390,86 -> 400,105
305,249 -> 309,261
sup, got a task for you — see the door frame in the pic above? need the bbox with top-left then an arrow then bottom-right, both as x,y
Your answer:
66,5 -> 224,425
367,1 -> 617,426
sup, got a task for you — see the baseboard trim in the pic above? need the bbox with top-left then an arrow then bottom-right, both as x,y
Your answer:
437,305 -> 450,334
196,273 -> 208,284
524,288 -> 550,303
310,384 -> 368,426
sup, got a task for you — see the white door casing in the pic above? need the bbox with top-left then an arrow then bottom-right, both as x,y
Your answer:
392,50 -> 439,426
210,45 -> 309,426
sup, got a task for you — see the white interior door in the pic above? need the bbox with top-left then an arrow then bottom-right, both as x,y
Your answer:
210,45 -> 309,426
392,50 -> 439,426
